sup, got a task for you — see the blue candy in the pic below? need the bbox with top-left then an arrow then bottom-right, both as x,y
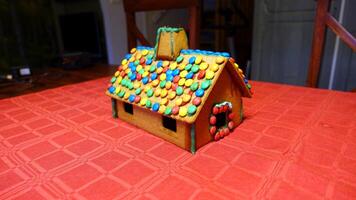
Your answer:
195,89 -> 204,97
129,62 -> 135,68
157,61 -> 163,68
129,95 -> 135,102
152,103 -> 160,112
186,72 -> 194,79
151,73 -> 157,80
125,54 -> 131,60
166,75 -> 174,82
108,86 -> 115,94
189,56 -> 196,64
173,69 -> 180,76
146,59 -> 152,65
166,70 -> 173,75
142,77 -> 149,84
130,73 -> 136,81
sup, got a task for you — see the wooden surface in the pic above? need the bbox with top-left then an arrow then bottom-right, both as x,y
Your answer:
307,0 -> 356,88
123,0 -> 201,49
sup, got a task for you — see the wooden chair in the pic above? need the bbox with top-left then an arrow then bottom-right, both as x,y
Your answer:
123,0 -> 201,51
307,0 -> 356,88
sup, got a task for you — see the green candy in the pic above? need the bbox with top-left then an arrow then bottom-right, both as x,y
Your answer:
118,90 -> 125,98
134,60 -> 140,66
120,79 -> 127,86
110,77 -> 116,83
159,80 -> 166,88
146,100 -> 152,108
190,82 -> 199,91
176,86 -> 184,96
201,80 -> 211,90
138,69 -> 145,74
164,107 -> 172,115
127,71 -> 133,77
247,83 -> 251,89
191,65 -> 200,73
176,55 -> 184,63
146,89 -> 154,97
187,105 -> 197,115
135,88 -> 142,95
147,54 -> 153,60
149,65 -> 156,72
185,64 -> 192,71
127,82 -> 134,90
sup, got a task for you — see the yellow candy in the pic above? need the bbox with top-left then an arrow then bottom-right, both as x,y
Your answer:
180,70 -> 188,78
182,94 -> 191,103
199,62 -> 209,70
140,98 -> 147,106
130,48 -> 136,54
142,49 -> 148,56
169,62 -> 177,70
144,66 -> 150,71
160,89 -> 168,98
114,71 -> 120,77
144,86 -> 151,92
178,64 -> 185,70
160,73 -> 166,81
216,56 -> 225,64
121,59 -> 128,65
152,79 -> 159,87
195,56 -> 202,64
234,63 -> 239,69
179,107 -> 187,117
134,82 -> 141,88
168,91 -> 176,100
124,93 -> 130,100
159,105 -> 166,114
175,98 -> 183,106
142,71 -> 149,77
122,64 -> 128,70
163,61 -> 170,67
117,76 -> 123,84
136,53 -> 142,60
136,65 -> 143,72
205,70 -> 215,80
178,78 -> 186,86
115,87 -> 120,94
211,63 -> 219,72
184,79 -> 193,87
161,98 -> 168,105
154,88 -> 161,97
238,68 -> 243,73
129,57 -> 135,62
156,67 -> 163,74
165,81 -> 172,89
125,68 -> 130,73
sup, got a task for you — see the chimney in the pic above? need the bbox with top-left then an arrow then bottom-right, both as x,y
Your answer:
154,27 -> 188,61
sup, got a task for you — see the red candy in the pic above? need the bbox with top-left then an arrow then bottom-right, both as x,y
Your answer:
173,76 -> 180,83
214,132 -> 220,141
120,71 -> 126,77
209,126 -> 216,135
228,121 -> 234,129
209,116 -> 216,125
192,97 -> 201,106
223,128 -> 230,136
212,107 -> 219,115
197,70 -> 205,79
136,74 -> 142,81
229,57 -> 235,63
228,113 -> 235,120
134,96 -> 141,103
162,66 -> 169,73
172,83 -> 178,91
117,65 -> 123,71
139,57 -> 145,65
172,106 -> 179,115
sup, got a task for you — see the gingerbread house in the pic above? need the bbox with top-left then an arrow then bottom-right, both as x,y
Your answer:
106,27 -> 252,153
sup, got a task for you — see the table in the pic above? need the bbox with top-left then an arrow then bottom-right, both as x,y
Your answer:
0,78 -> 355,199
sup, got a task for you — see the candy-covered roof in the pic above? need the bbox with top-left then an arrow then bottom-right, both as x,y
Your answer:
106,46 -> 252,124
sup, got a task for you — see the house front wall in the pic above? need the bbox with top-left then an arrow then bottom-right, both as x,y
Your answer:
194,67 -> 243,149
115,100 -> 191,150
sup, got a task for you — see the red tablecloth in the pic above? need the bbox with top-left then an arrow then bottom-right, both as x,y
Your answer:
0,78 -> 356,199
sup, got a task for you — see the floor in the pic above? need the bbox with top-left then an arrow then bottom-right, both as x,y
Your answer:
0,64 -> 115,99
1,78 -> 356,199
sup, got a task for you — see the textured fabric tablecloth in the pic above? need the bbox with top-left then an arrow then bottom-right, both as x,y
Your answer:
1,78 -> 356,199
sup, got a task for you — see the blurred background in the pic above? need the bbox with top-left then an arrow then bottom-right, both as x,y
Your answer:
0,0 -> 355,99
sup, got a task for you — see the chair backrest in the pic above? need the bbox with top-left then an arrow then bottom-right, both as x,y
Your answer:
123,0 -> 201,51
307,0 -> 356,87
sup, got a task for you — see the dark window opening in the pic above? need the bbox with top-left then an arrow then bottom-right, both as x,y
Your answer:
123,103 -> 133,114
215,112 -> 227,128
162,116 -> 177,132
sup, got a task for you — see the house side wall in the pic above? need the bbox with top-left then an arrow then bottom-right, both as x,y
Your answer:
115,101 -> 191,150
195,68 -> 243,149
